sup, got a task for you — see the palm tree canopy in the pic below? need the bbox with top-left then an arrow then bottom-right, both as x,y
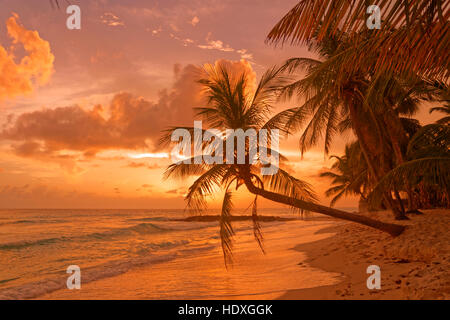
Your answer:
267,0 -> 450,80
270,35 -> 430,159
369,123 -> 450,207
162,62 -> 317,265
320,142 -> 368,207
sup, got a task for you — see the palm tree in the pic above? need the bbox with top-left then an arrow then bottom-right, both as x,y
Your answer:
267,1 -> 448,214
320,142 -> 369,207
269,33 -> 425,219
369,123 -> 450,208
267,0 -> 449,82
162,62 -> 405,265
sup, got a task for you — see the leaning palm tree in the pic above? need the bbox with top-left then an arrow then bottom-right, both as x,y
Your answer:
161,63 -> 405,265
267,0 -> 449,82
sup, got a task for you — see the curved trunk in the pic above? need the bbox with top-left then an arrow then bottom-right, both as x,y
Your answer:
242,173 -> 405,237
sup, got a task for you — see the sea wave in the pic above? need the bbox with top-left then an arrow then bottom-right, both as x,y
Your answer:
125,217 -> 170,222
0,219 -> 66,226
0,220 -> 219,251
0,244 -> 217,300
0,253 -> 176,300
0,223 -> 168,250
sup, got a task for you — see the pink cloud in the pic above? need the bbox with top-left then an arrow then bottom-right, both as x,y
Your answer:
0,13 -> 54,101
1,59 -> 256,172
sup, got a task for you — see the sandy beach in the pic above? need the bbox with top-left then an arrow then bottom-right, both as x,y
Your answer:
1,208 -> 448,300
279,209 -> 450,300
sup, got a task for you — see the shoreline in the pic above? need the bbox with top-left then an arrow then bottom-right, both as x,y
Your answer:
278,209 -> 450,300
30,219 -> 340,300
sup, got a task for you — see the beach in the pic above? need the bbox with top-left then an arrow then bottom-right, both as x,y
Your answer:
1,208 -> 448,300
279,209 -> 450,300
0,208 -> 342,300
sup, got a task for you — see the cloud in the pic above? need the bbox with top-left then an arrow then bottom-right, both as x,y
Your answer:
166,188 -> 183,195
190,16 -> 200,26
0,13 -> 55,101
209,59 -> 257,93
166,30 -> 253,61
1,91 -> 189,155
87,48 -> 162,96
9,141 -> 84,174
197,33 -> 253,60
125,162 -> 164,170
0,63 -> 205,155
126,162 -> 148,168
128,153 -> 169,159
198,39 -> 234,52
149,26 -> 162,36
101,13 -> 125,27
1,60 -> 256,167
0,183 -> 185,209
169,34 -> 195,47
236,49 -> 253,60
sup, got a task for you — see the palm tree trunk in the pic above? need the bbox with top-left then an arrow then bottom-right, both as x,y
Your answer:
383,110 -> 418,212
393,188 -> 406,214
241,172 -> 405,237
347,103 -> 407,220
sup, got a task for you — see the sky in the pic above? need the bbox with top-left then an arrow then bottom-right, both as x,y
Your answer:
0,0 -> 439,210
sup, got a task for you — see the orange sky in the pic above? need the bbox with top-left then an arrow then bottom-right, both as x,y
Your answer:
0,1 -> 441,210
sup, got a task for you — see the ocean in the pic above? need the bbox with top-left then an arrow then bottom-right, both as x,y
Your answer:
0,208 -> 346,299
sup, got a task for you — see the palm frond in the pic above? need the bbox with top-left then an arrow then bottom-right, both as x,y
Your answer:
262,105 -> 309,137
163,156 -> 215,180
267,0 -> 450,80
262,168 -> 317,203
251,66 -> 291,112
220,191 -> 235,268
184,164 -> 230,212
329,188 -> 347,208
407,124 -> 450,159
279,57 -> 322,74
159,126 -> 223,148
369,157 -> 450,207
430,104 -> 450,125
256,147 -> 288,163
251,197 -> 265,254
